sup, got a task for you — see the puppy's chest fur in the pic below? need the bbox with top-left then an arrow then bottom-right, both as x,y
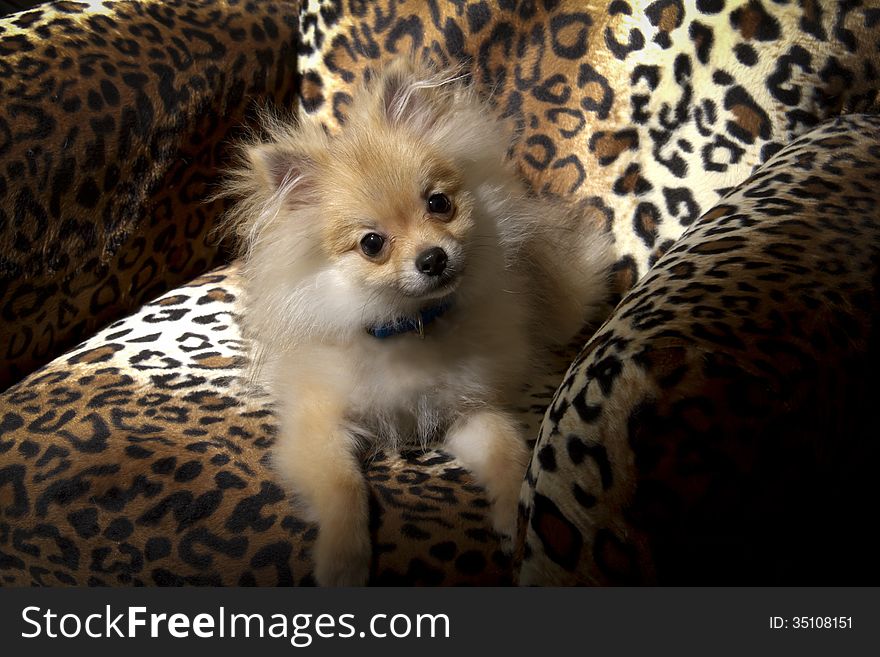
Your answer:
284,299 -> 531,447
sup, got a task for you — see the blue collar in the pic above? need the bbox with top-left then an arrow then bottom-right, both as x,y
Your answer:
367,299 -> 453,339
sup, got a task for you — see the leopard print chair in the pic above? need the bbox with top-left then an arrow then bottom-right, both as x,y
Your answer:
1,0 -> 878,586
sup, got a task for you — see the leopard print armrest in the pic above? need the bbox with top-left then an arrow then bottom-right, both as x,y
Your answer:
517,114 -> 880,586
0,0 -> 300,389
0,262 -> 517,587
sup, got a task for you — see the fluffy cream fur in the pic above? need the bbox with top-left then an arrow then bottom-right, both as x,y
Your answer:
222,58 -> 612,586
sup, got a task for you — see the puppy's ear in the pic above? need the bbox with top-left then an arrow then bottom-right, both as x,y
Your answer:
247,142 -> 314,196
217,123 -> 324,249
376,61 -> 455,131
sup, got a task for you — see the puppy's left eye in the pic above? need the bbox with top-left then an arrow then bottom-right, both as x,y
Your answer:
427,193 -> 452,215
360,232 -> 385,257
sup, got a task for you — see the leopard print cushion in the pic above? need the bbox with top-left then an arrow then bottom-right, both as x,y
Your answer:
0,263 -> 580,585
518,114 -> 880,585
0,0 -> 299,388
296,0 -> 880,293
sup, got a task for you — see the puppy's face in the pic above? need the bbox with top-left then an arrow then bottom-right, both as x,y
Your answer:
232,59 -> 511,330
315,131 -> 475,304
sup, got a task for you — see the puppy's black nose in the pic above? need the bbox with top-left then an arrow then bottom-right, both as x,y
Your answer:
415,247 -> 447,277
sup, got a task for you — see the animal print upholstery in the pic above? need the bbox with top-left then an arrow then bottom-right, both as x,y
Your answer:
0,0 -> 299,389
2,264 -> 569,584
2,0 -> 879,586
296,0 -> 880,293
518,114 -> 880,585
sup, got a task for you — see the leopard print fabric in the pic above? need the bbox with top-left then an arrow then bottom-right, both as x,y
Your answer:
297,0 -> 879,294
0,263 -> 581,585
0,0 -> 299,389
519,114 -> 880,585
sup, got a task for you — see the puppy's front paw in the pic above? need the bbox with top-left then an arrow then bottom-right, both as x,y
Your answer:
443,409 -> 530,556
313,526 -> 371,587
490,489 -> 520,554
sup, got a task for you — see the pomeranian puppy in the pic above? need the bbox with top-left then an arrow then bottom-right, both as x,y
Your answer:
221,58 -> 612,586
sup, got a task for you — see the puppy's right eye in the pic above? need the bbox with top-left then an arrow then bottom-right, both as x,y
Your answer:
360,232 -> 385,257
